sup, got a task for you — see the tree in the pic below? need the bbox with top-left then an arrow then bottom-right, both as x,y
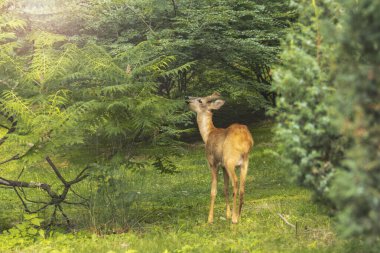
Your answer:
0,0 -> 189,227
272,0 -> 343,202
329,0 -> 380,244
273,0 -> 380,246
66,0 -> 295,113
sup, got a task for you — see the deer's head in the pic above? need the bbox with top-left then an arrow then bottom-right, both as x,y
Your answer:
185,92 -> 225,113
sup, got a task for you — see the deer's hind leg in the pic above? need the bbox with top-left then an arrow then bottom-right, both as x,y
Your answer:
239,154 -> 249,217
225,163 -> 238,224
223,168 -> 231,219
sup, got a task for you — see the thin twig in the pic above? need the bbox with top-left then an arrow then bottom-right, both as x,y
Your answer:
17,167 -> 24,180
48,205 -> 58,228
63,200 -> 89,208
277,213 -> 296,228
0,154 -> 19,165
57,204 -> 71,227
70,188 -> 89,201
19,187 -> 49,204
0,123 -> 10,130
13,187 -> 31,213
69,166 -> 90,185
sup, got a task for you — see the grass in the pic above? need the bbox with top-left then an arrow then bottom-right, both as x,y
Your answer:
0,124 -> 368,252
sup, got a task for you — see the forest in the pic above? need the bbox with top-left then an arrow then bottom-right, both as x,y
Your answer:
0,0 -> 379,252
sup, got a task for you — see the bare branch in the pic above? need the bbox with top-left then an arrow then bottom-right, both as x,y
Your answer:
70,175 -> 88,186
19,187 -> 49,204
47,205 -> 58,228
0,106 -> 90,227
17,167 -> 24,180
277,213 -> 296,228
57,205 -> 71,227
46,156 -> 68,186
69,188 -> 88,201
0,176 -> 58,198
0,123 -> 10,130
13,187 -> 31,212
63,200 -> 89,208
0,154 -> 20,165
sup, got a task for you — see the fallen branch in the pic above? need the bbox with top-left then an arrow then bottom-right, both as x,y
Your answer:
0,157 -> 90,227
0,177 -> 58,198
0,104 -> 90,228
277,213 -> 296,228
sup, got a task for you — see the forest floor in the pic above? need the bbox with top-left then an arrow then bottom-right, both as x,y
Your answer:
0,123 -> 367,252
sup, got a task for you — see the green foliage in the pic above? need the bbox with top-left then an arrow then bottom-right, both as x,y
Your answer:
273,0 -> 380,245
162,0 -> 295,109
272,0 -> 343,201
0,125 -> 373,252
0,1 -> 195,231
0,213 -> 45,251
87,162 -> 142,233
70,0 -> 296,116
328,0 -> 380,243
152,155 -> 178,175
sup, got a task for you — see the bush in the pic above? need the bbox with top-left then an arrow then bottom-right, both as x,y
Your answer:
272,0 -> 343,202
329,0 -> 380,243
274,0 -> 380,245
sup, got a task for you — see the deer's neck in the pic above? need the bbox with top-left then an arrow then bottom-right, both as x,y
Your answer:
197,111 -> 215,143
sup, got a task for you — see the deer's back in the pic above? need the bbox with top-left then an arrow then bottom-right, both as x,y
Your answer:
224,124 -> 253,153
206,124 -> 253,167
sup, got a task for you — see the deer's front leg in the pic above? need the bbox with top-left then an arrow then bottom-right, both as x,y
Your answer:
208,165 -> 218,224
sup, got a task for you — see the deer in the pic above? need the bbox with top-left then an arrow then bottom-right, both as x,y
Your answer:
185,92 -> 254,224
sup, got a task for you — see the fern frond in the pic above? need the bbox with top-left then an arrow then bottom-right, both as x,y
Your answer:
0,32 -> 16,42
1,90 -> 35,119
101,84 -> 134,97
81,43 -> 127,82
46,89 -> 71,114
29,31 -> 66,48
0,18 -> 26,31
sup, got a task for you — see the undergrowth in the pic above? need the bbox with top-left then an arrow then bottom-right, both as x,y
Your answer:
0,124 -> 371,252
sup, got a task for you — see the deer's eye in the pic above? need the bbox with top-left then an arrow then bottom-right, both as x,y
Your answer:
198,99 -> 202,103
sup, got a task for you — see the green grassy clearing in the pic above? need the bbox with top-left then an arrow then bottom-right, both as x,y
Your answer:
0,124 -> 365,252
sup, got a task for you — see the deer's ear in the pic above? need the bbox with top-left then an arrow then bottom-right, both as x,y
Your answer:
209,99 -> 225,110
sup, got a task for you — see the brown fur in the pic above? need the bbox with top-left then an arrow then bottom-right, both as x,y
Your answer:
186,93 -> 254,224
